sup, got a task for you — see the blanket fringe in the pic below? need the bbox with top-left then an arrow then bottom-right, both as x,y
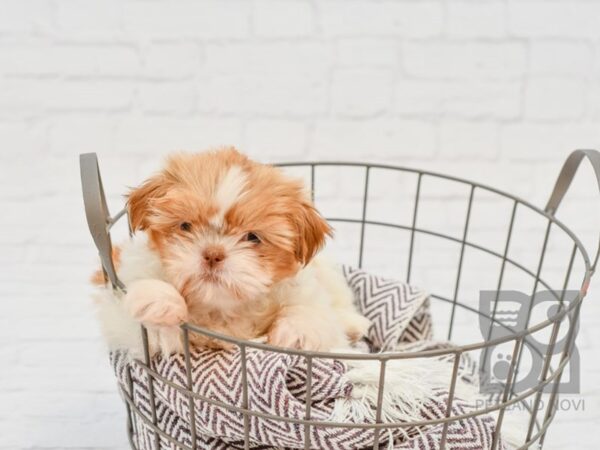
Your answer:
330,354 -> 479,445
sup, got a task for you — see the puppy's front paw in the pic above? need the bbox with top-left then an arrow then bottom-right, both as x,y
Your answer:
343,312 -> 372,343
268,318 -> 322,351
125,279 -> 188,327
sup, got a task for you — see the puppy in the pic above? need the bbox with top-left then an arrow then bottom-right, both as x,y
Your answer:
93,148 -> 370,355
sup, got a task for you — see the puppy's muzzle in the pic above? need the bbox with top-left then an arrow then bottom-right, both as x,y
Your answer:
202,245 -> 225,269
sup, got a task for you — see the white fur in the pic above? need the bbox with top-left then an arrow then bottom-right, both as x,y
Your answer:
209,165 -> 247,227
92,234 -> 183,358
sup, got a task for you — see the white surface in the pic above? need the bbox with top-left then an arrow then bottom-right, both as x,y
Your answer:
1,1 -> 599,449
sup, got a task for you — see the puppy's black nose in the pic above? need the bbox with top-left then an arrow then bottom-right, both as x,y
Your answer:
202,246 -> 225,268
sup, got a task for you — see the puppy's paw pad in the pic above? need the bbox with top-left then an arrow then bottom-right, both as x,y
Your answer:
125,280 -> 188,327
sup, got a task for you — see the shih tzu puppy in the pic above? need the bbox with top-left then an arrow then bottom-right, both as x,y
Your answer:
93,148 -> 370,355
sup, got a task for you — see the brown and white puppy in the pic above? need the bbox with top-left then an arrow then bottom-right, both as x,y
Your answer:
93,148 -> 370,354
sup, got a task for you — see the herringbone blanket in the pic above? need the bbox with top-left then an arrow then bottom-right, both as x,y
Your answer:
111,267 -> 506,449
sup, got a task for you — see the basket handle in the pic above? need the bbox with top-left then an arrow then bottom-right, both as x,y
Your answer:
80,153 -> 125,291
545,149 -> 600,272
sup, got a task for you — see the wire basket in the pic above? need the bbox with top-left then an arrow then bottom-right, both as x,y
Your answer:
80,150 -> 600,450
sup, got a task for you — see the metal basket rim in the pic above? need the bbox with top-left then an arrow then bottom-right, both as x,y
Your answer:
105,160 -> 593,360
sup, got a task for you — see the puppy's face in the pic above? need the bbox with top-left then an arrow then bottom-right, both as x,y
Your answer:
127,148 -> 331,307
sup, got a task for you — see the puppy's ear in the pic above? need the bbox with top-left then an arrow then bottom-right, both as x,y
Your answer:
127,175 -> 167,230
294,201 -> 333,265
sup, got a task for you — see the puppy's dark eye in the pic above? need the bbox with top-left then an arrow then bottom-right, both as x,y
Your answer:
180,222 -> 192,232
245,232 -> 261,243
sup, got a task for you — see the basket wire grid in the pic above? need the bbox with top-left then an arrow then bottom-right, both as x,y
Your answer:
80,150 -> 600,450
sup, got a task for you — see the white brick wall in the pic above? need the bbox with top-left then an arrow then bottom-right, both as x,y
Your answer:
1,1 -> 599,449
